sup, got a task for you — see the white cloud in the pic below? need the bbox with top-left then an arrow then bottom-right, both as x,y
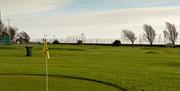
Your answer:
2,6 -> 180,40
101,0 -> 178,4
1,0 -> 71,15
58,6 -> 179,26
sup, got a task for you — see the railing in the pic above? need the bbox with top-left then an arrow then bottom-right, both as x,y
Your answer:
29,37 -> 180,45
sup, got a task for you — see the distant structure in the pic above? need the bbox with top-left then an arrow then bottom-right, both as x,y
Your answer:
67,33 -> 86,43
0,32 -> 12,45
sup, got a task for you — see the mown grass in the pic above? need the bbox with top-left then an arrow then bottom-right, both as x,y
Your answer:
0,44 -> 180,91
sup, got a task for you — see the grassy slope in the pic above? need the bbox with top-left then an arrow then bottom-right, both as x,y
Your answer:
0,45 -> 180,91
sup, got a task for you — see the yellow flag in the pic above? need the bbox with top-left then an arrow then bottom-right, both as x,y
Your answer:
43,39 -> 50,59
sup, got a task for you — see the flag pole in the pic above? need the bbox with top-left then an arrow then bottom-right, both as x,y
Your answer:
43,36 -> 49,91
45,52 -> 49,91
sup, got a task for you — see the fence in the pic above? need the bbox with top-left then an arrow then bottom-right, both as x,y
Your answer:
1,35 -> 180,45
30,37 -> 180,45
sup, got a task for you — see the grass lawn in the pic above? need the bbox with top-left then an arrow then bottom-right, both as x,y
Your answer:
0,44 -> 180,91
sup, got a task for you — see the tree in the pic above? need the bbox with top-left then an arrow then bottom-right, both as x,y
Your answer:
1,27 -> 9,37
0,20 -> 5,37
143,24 -> 156,46
122,30 -> 137,44
163,22 -> 178,48
0,20 -> 17,40
17,31 -> 30,43
0,20 -> 9,38
0,20 -> 18,44
8,26 -> 18,42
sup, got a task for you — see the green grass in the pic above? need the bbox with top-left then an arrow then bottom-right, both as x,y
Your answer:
0,44 -> 180,91
0,75 -> 119,91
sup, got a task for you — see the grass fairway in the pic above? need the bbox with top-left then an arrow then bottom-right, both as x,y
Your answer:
0,75 -> 119,91
0,45 -> 180,91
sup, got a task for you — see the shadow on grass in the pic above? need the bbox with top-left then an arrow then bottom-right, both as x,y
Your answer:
146,51 -> 157,54
168,63 -> 180,67
0,74 -> 127,91
141,47 -> 164,50
148,62 -> 180,68
160,62 -> 180,67
0,47 -> 17,49
37,48 -> 86,51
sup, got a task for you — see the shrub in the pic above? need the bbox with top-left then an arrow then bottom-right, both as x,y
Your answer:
112,40 -> 121,46
165,43 -> 173,47
76,40 -> 83,45
52,39 -> 60,44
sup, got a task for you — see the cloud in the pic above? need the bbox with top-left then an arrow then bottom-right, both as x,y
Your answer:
101,0 -> 179,4
1,0 -> 179,16
7,6 -> 179,39
1,0 -> 71,15
80,6 -> 179,25
18,6 -> 178,26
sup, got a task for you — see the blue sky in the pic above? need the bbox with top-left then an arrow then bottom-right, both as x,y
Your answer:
2,0 -> 179,17
37,0 -> 179,16
1,0 -> 180,42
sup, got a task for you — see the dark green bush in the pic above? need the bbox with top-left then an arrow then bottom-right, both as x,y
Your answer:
77,40 -> 83,45
112,40 -> 121,46
53,39 -> 60,44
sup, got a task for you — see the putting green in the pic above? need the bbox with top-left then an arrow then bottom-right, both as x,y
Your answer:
0,75 -> 120,91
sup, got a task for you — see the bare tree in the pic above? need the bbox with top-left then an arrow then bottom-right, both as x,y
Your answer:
8,26 -> 18,42
122,30 -> 137,44
1,27 -> 9,37
0,20 -> 2,33
163,22 -> 178,48
0,20 -> 5,37
16,31 -> 30,43
0,20 -> 8,37
143,24 -> 156,46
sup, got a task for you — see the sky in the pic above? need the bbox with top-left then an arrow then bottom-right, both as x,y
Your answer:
0,0 -> 180,40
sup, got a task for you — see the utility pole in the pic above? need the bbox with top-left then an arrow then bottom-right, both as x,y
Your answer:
7,19 -> 10,30
0,0 -> 2,21
0,0 -> 3,21
53,34 -> 55,41
7,19 -> 10,26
